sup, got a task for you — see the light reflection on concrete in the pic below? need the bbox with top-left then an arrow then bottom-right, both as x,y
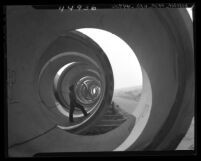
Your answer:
176,117 -> 194,150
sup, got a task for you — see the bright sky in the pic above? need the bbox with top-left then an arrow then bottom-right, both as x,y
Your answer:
77,28 -> 143,90
187,7 -> 193,21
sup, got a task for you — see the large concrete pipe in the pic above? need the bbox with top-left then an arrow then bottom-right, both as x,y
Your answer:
7,6 -> 194,156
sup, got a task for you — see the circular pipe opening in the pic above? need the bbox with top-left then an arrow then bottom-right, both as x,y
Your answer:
74,28 -> 152,148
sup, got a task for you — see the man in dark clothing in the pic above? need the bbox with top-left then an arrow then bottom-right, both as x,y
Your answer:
69,85 -> 88,123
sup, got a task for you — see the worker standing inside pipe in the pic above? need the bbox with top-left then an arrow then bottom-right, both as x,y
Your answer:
69,85 -> 88,122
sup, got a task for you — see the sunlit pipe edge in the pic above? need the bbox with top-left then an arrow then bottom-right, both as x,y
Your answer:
114,68 -> 152,151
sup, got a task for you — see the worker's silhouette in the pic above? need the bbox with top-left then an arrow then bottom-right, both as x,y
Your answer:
69,85 -> 88,122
